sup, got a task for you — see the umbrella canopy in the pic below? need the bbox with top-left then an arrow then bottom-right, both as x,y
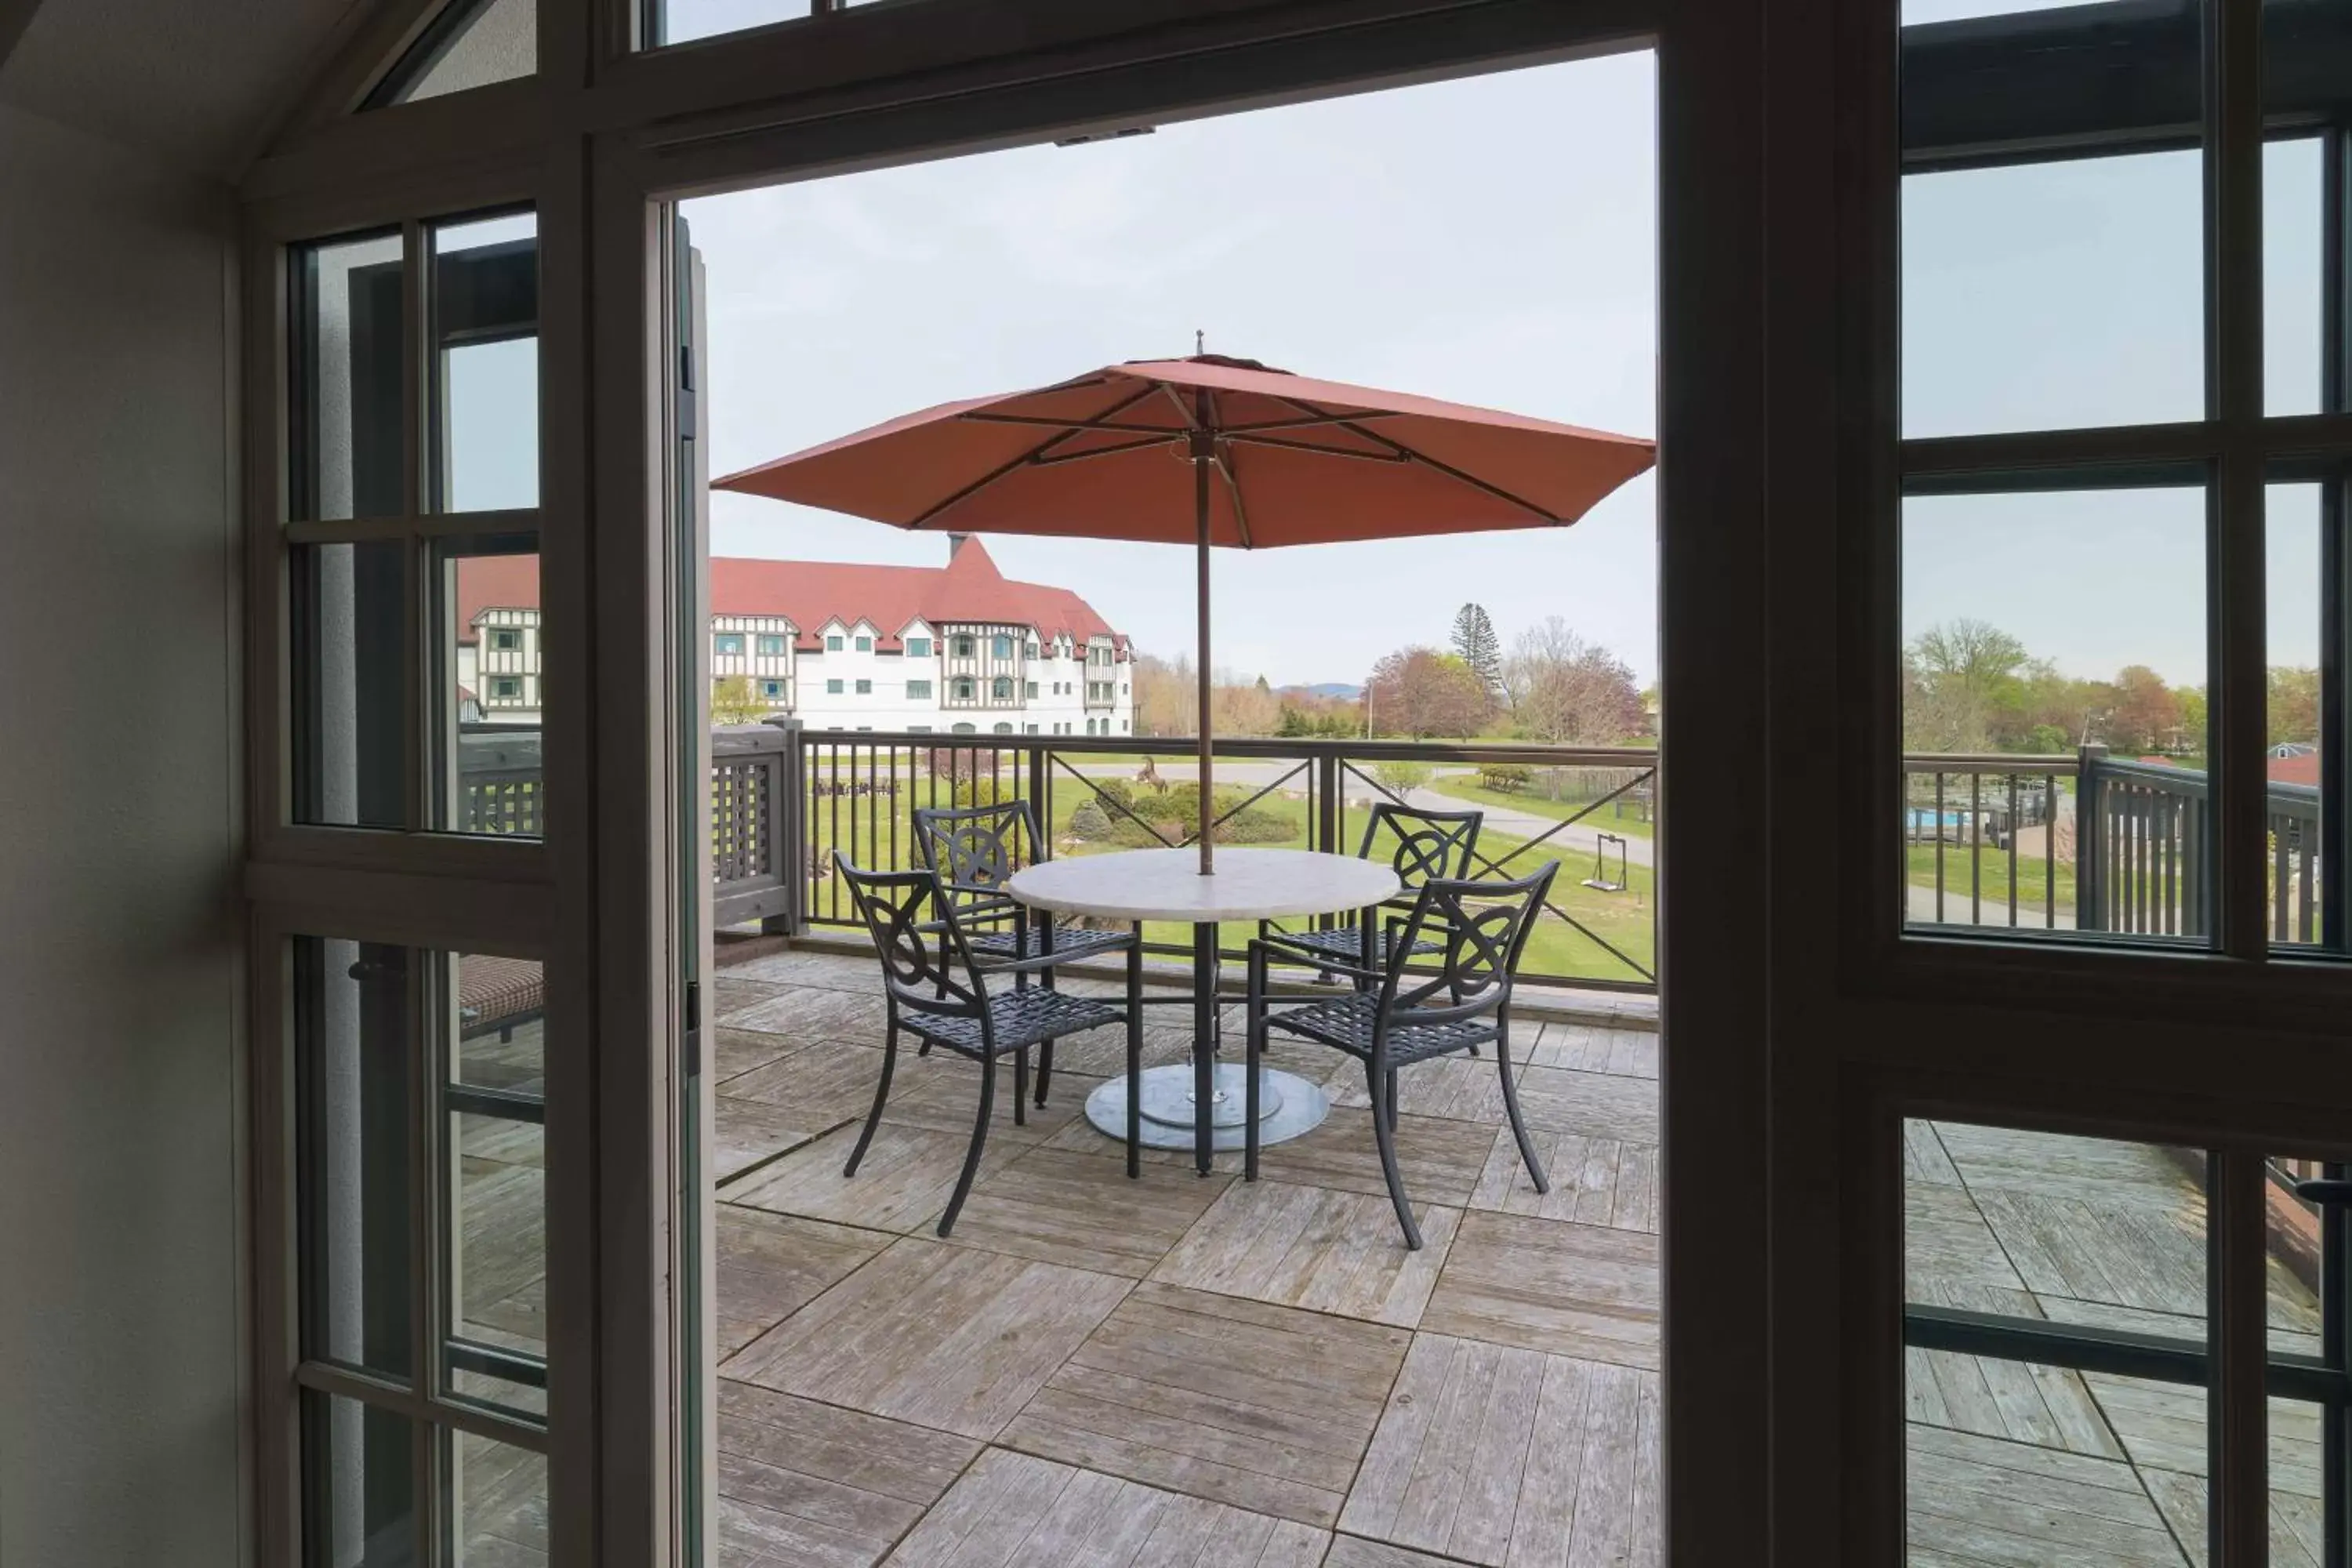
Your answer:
717,354 -> 1655,548
714,354 -> 1655,873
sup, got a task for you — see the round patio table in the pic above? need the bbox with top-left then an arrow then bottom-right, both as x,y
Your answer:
1004,847 -> 1401,1175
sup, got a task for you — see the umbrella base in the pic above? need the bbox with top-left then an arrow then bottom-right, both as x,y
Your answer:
1083,1063 -> 1330,1152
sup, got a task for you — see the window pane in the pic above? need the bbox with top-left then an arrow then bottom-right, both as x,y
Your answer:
2265,136 -> 2325,417
445,1427 -> 547,1564
293,541 -> 408,830
437,539 -> 544,837
379,0 -> 535,104
431,212 -> 538,513
2267,484 -> 2325,947
292,232 -> 404,523
1906,1120 -> 2208,1341
296,938 -> 413,1379
1900,0 -> 2202,437
443,952 -> 546,1421
652,0 -> 811,45
2259,1153 -> 2330,1363
1904,1120 -> 2212,1566
303,1391 -> 416,1567
1902,487 -> 2209,938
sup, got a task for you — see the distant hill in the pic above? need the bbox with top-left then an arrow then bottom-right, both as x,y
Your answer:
1283,682 -> 1363,701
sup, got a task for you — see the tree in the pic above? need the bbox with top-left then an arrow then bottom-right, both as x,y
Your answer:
2270,666 -> 2321,747
2104,664 -> 2183,753
1502,617 -> 1645,744
711,674 -> 769,725
1450,603 -> 1504,700
1903,619 -> 2029,752
1364,647 -> 1494,739
1132,653 -> 1196,736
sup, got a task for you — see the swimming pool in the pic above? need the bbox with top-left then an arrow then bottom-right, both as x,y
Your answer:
1907,808 -> 1972,832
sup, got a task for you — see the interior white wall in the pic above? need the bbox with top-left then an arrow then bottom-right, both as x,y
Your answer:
0,99 -> 244,1568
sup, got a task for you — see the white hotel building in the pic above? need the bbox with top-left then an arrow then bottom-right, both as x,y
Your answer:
454,534 -> 1134,736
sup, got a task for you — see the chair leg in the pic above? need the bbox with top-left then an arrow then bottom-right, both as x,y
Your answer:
1366,1061 -> 1423,1250
844,1022 -> 899,1178
1125,938 -> 1143,1179
1012,1046 -> 1029,1127
937,1054 -> 996,1237
1494,1018 -> 1550,1195
1244,946 -> 1265,1182
1034,1038 -> 1054,1107
1383,1068 -> 1401,1131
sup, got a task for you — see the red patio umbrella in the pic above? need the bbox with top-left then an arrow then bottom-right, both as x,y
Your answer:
714,354 -> 1654,872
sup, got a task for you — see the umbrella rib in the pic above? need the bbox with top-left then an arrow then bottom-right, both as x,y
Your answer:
913,383 -> 1162,528
1217,442 -> 1254,548
1218,409 -> 1397,434
1275,394 -> 1567,523
1225,432 -> 1407,462
1026,434 -> 1173,467
959,412 -> 1187,435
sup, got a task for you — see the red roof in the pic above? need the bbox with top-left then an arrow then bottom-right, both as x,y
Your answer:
2270,752 -> 2321,788
453,537 -> 1125,654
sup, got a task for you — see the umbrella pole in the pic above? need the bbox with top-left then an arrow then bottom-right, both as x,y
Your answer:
1193,438 -> 1214,875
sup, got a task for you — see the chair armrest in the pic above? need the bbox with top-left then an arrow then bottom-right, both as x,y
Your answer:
974,929 -> 1137,976
1244,938 -> 1383,985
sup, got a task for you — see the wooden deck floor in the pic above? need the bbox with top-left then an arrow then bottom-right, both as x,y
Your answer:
449,957 -> 2330,1564
1904,1119 -> 2325,1567
711,949 -> 1662,1568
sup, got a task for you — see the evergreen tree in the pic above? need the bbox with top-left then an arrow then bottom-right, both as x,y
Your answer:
1451,603 -> 1504,699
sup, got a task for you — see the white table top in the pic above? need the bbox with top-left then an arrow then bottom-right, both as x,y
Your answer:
1005,847 -> 1401,923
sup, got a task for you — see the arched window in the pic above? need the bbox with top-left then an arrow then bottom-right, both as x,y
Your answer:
953,677 -> 975,701
992,722 -> 1013,735
992,634 -> 1014,659
992,676 -> 1014,701
951,722 -> 976,735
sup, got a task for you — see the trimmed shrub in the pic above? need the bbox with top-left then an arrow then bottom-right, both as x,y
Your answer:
1478,763 -> 1533,793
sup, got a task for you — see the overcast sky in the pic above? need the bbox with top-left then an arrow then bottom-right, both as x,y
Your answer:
676,7 -> 2325,693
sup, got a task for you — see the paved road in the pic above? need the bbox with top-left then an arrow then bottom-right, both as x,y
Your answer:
1061,758 -> 1657,869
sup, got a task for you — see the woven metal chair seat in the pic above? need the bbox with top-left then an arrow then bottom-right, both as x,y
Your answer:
1264,993 -> 1500,1068
965,924 -> 1134,964
1260,924 -> 1441,967
902,986 -> 1123,1057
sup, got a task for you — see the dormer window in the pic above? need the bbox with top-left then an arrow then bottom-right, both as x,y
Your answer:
906,636 -> 931,658
855,634 -> 872,652
490,627 -> 521,652
826,633 -> 844,652
1025,641 -> 1040,659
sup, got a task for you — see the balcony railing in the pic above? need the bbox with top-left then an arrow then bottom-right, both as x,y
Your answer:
717,724 -> 1661,993
1904,743 -> 2322,943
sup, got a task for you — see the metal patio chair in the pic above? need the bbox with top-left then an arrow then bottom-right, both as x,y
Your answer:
912,798 -> 1139,1094
1244,860 -> 1560,1249
834,852 -> 1144,1236
1258,799 -> 1483,992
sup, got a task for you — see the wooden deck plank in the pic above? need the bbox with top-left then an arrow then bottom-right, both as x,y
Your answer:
725,984 -> 895,1040
878,1059 -> 1106,1149
1904,1424 -> 2189,1568
726,1238 -> 1130,1440
1250,1106 -> 1497,1210
725,1122 -> 1023,1235
716,1381 -> 981,1567
1149,1179 -> 1458,1327
717,1025 -> 800,1085
1420,1210 -> 1659,1369
715,1207 -> 889,1364
714,1095 -> 836,1185
998,1284 -> 1407,1528
880,1450 -> 1330,1568
725,1039 -> 902,1127
941,1147 -> 1230,1279
1471,1130 -> 1657,1232
1340,1336 -> 1657,1567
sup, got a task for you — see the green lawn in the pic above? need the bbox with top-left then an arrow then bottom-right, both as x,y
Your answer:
1424,774 -> 1657,841
795,767 -> 1654,988
1904,840 -> 2077,922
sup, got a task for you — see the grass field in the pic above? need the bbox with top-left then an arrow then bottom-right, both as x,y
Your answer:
790,764 -> 1654,987
1904,840 -> 2077,923
1423,773 -> 1657,841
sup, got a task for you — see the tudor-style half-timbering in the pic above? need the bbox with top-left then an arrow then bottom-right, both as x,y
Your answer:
456,606 -> 544,723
